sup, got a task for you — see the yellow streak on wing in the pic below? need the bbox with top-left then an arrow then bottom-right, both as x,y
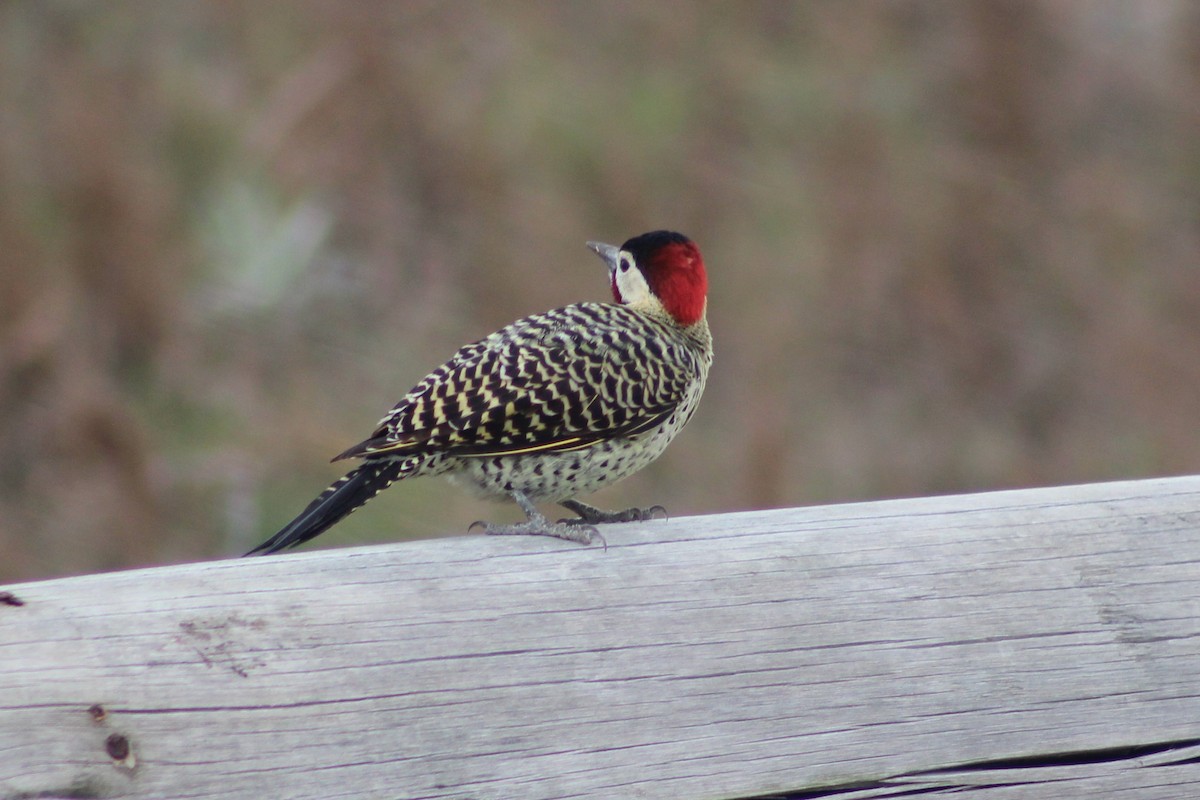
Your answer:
458,436 -> 592,457
346,438 -> 421,458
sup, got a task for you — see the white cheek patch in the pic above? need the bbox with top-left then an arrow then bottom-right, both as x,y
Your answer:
614,257 -> 653,305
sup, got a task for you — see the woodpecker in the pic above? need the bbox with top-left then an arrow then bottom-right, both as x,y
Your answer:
245,230 -> 711,555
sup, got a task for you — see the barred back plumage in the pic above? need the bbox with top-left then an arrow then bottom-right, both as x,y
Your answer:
246,230 -> 712,555
339,303 -> 709,461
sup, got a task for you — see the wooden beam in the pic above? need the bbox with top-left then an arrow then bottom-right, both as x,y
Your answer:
3,476 -> 1200,799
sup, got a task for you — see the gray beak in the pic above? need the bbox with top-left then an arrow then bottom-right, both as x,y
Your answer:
586,241 -> 621,272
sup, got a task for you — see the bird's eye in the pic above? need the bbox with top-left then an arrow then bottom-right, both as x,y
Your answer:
619,256 -> 632,272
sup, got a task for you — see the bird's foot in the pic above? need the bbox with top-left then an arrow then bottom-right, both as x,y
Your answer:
558,499 -> 668,525
470,513 -> 605,548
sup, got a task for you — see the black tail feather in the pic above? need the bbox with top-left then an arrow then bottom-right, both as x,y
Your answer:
245,460 -> 406,556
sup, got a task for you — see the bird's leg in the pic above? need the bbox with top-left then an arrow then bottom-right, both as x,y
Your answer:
558,499 -> 668,525
471,490 -> 604,547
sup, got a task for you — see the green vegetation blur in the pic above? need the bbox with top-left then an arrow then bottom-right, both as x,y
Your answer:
3,2 -> 1199,580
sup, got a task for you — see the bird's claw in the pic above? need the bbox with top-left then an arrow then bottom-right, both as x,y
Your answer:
558,504 -> 669,525
472,519 -> 604,548
583,526 -> 608,551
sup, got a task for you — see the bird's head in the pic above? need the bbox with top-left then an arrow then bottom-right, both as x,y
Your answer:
587,230 -> 707,327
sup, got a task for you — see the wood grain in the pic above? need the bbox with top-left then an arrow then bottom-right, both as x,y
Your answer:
3,476 -> 1200,799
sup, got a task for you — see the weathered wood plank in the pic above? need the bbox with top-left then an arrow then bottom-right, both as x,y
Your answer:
3,476 -> 1200,799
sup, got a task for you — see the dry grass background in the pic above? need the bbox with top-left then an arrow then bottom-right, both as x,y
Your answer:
3,1 -> 1200,581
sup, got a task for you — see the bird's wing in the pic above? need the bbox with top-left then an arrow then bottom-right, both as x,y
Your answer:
333,304 -> 696,462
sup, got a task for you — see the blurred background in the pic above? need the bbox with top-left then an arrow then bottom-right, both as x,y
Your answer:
3,1 -> 1200,581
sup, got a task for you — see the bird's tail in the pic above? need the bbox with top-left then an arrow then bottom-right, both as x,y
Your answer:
245,460 -> 407,556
